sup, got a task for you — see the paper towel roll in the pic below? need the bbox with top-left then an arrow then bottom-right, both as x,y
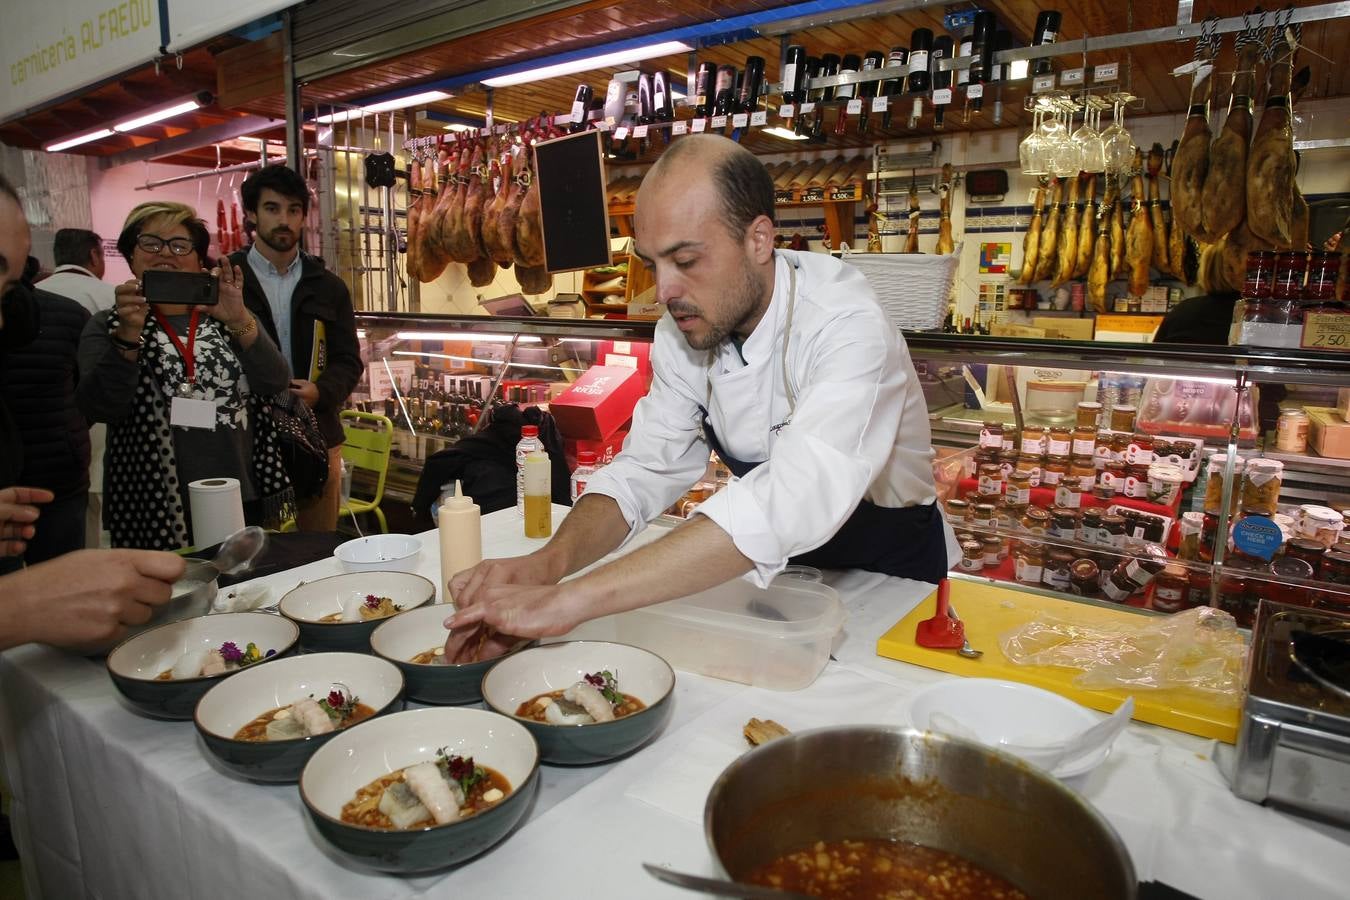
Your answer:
189,478 -> 246,549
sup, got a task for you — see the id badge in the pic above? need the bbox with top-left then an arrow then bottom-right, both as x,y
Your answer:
170,396 -> 217,430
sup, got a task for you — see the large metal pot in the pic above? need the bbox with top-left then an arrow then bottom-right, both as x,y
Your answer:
705,725 -> 1136,900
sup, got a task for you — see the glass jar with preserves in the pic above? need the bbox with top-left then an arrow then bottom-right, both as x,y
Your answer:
959,539 -> 984,572
972,503 -> 996,528
1109,432 -> 1130,463
980,535 -> 1005,567
1021,424 -> 1047,456
1050,506 -> 1080,541
1076,401 -> 1102,429
1022,506 -> 1051,534
1100,513 -> 1127,549
1081,508 -> 1104,546
1271,250 -> 1308,301
1054,473 -> 1083,509
1285,538 -> 1327,571
1244,250 -> 1276,299
1070,558 -> 1101,596
1046,425 -> 1072,457
1096,460 -> 1125,498
978,421 -> 1004,451
1014,541 -> 1045,585
945,498 -> 970,524
1203,453 -> 1246,517
1152,564 -> 1191,613
1071,425 -> 1097,458
1122,464 -> 1151,499
1101,565 -> 1139,603
1001,426 -> 1019,454
1305,251 -> 1340,302
1322,549 -> 1350,586
1218,570 -> 1257,628
1298,505 -> 1344,548
1017,453 -> 1044,487
977,463 -> 1004,497
1177,511 -> 1204,561
1199,512 -> 1221,563
995,504 -> 1019,532
1070,456 -> 1096,489
1110,404 -> 1137,433
1275,409 -> 1309,453
1171,439 -> 1199,470
1239,459 -> 1284,516
974,447 -> 998,471
1042,550 -> 1074,591
1151,438 -> 1173,462
1187,570 -> 1213,608
1042,455 -> 1069,487
998,449 -> 1020,480
1006,469 -> 1034,508
1125,432 -> 1154,466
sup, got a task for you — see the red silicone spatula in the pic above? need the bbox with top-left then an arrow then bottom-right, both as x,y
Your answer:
915,578 -> 965,649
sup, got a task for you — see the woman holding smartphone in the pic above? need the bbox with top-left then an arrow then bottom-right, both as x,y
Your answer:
76,201 -> 294,550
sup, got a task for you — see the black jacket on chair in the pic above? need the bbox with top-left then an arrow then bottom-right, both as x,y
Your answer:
232,249 -> 363,449
0,289 -> 90,498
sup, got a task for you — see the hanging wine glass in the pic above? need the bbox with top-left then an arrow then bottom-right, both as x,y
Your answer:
1101,99 -> 1135,175
1073,102 -> 1105,174
1050,107 -> 1083,177
1020,108 -> 1048,175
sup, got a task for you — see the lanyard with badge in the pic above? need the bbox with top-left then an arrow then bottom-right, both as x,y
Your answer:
153,307 -> 217,431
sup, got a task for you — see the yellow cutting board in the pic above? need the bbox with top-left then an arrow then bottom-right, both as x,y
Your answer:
876,580 -> 1240,743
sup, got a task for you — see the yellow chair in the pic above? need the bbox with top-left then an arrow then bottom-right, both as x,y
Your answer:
339,410 -> 395,533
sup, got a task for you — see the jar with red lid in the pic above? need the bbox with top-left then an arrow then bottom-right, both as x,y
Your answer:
1152,565 -> 1191,613
1285,538 -> 1326,571
1122,464 -> 1151,499
1125,433 -> 1154,466
1243,251 -> 1276,299
1219,569 -> 1258,628
1305,251 -> 1340,302
1272,251 -> 1308,301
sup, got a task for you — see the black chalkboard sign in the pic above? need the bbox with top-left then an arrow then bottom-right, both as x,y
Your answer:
533,130 -> 612,273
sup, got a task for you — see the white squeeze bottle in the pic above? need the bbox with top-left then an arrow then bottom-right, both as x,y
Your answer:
438,481 -> 482,604
515,424 -> 542,515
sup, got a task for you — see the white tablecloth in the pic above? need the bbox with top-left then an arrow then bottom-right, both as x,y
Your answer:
3,507 -> 1349,900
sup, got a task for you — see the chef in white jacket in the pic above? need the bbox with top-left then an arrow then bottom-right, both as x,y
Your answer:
445,134 -> 956,659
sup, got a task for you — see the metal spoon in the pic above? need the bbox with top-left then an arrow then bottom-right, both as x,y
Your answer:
641,862 -> 816,899
207,526 -> 268,577
947,602 -> 983,659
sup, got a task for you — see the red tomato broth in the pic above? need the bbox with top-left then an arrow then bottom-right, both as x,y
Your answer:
515,689 -> 646,722
340,765 -> 512,830
233,702 -> 377,742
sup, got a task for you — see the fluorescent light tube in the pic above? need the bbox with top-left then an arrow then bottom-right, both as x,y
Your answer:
44,129 -> 114,152
762,126 -> 808,141
113,99 -> 202,132
482,41 -> 694,88
395,332 -> 541,343
315,90 -> 453,124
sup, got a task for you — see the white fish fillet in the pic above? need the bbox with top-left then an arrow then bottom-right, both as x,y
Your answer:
564,682 -> 615,723
171,648 -> 208,679
264,716 -> 305,741
290,698 -> 334,736
404,762 -> 459,825
544,697 -> 593,726
200,650 -> 228,677
378,781 -> 430,829
340,592 -> 365,622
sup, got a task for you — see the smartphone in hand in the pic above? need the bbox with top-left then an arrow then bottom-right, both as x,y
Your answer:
142,269 -> 219,306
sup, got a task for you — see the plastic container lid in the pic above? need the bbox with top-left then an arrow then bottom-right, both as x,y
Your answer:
521,425 -> 539,437
576,450 -> 598,465
642,579 -> 844,640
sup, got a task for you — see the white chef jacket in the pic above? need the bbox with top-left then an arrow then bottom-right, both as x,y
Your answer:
38,265 -> 115,316
583,249 -> 958,586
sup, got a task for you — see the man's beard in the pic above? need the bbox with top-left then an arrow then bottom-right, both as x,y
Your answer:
676,265 -> 767,351
259,226 -> 296,253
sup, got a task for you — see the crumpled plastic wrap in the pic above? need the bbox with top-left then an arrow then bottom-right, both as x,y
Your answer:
999,606 -> 1249,707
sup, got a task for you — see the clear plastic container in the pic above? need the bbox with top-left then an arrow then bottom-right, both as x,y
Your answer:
564,578 -> 844,691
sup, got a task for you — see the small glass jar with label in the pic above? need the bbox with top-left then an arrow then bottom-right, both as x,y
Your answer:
977,463 -> 1004,497
1305,251 -> 1340,303
1041,455 -> 1069,487
1049,506 -> 1080,541
1020,425 -> 1047,456
1109,432 -> 1131,463
1046,426 -> 1072,457
1285,538 -> 1327,571
1017,453 -> 1044,487
1071,425 -> 1097,457
1239,459 -> 1284,517
1218,570 -> 1257,628
1298,505 -> 1344,548
1152,564 -> 1191,613
1069,456 -> 1096,489
1022,506 -> 1051,534
1321,549 -> 1350,585
1100,513 -> 1127,548
1203,452 -> 1245,517
1176,511 -> 1204,560
1095,460 -> 1125,498
1076,401 -> 1102,428
1081,508 -> 1103,545
1146,463 -> 1184,506
959,539 -> 985,572
1186,570 -> 1213,608
1244,250 -> 1276,299
1110,404 -> 1137,433
1041,550 -> 1074,592
1275,409 -> 1309,454
1122,464 -> 1151,499
1014,541 -> 1045,585
1101,566 -> 1139,603
1070,558 -> 1101,596
1271,250 -> 1308,301
945,498 -> 970,524
972,503 -> 996,528
1006,469 -> 1034,508
979,421 -> 1005,451
1125,433 -> 1154,466
998,449 -> 1020,480
1001,426 -> 1019,454
1093,432 -> 1114,469
980,535 -> 1005,567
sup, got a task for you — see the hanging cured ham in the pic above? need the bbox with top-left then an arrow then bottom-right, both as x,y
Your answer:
1033,178 -> 1063,283
405,152 -> 423,281
460,141 -> 489,263
419,148 -> 452,282
1019,181 -> 1046,284
1147,144 -> 1169,276
466,255 -> 497,288
515,147 -> 546,268
1053,174 -> 1081,288
1125,149 -> 1154,298
498,144 -> 529,267
481,140 -> 514,267
935,164 -> 955,255
1088,196 -> 1111,313
903,177 -> 921,254
1247,47 -> 1298,249
446,141 -> 483,263
1109,177 -> 1126,279
516,264 -> 552,295
1171,61 -> 1216,243
1200,42 -> 1260,243
1073,173 -> 1096,279
1167,141 -> 1188,283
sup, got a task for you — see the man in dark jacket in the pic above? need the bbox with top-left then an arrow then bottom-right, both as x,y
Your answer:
232,164 -> 363,532
0,281 -> 91,567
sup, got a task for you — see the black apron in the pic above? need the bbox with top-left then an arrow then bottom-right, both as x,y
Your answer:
695,255 -> 950,585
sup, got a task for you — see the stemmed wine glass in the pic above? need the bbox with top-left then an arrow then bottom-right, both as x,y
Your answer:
1049,107 -> 1083,177
1020,108 -> 1049,175
1073,103 -> 1106,174
1101,99 -> 1136,175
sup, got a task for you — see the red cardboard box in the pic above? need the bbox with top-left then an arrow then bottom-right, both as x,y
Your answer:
596,339 -> 652,378
563,428 -> 629,471
550,365 -> 647,440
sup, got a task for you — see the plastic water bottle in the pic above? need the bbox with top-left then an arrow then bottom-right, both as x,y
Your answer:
570,450 -> 598,503
515,425 -> 542,515
339,458 -> 352,507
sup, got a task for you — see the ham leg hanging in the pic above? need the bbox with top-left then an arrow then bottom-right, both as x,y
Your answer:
1088,191 -> 1111,312
1073,173 -> 1096,279
903,177 -> 921,254
1148,144 -> 1170,275
935,164 -> 955,255
1033,177 -> 1063,283
1171,59 -> 1217,244
515,145 -> 546,267
1247,51 -> 1302,249
1054,173 -> 1081,288
1125,150 -> 1154,298
1020,181 -> 1046,284
1200,42 -> 1260,243
1109,176 -> 1126,279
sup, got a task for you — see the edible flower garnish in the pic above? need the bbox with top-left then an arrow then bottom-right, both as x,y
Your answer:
319,683 -> 359,721
219,641 -> 242,663
364,594 -> 391,610
436,748 -> 486,795
584,670 -> 623,707
218,641 -> 273,666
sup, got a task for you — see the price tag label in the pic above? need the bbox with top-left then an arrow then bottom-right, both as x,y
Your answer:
732,113 -> 749,127
750,110 -> 767,126
966,83 -> 983,99
779,103 -> 794,118
691,118 -> 707,133
594,120 -> 611,132
1094,62 -> 1119,83
613,126 -> 629,140
799,102 -> 816,114
1301,311 -> 1350,351
671,120 -> 688,135
632,124 -> 649,138
1060,67 -> 1085,86
711,115 -> 728,128
871,95 -> 888,113
1033,74 -> 1056,93
932,88 -> 953,105
846,98 -> 863,114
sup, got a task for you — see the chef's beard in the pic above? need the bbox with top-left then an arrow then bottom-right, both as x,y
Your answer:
672,264 -> 768,351
258,226 -> 297,254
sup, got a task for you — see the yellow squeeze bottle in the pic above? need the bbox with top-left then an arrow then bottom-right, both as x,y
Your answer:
438,481 -> 482,603
523,451 -> 553,538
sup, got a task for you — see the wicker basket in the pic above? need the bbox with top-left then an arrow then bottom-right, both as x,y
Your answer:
841,247 -> 961,331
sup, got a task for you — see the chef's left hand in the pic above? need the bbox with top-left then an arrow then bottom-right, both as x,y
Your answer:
289,379 -> 320,407
207,261 -> 251,332
444,582 -> 586,645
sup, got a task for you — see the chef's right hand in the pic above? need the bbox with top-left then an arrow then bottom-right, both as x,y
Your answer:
113,279 -> 151,344
0,486 -> 53,557
3,549 -> 186,653
445,552 -> 563,611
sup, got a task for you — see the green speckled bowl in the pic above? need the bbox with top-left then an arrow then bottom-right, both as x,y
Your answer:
279,572 -> 434,653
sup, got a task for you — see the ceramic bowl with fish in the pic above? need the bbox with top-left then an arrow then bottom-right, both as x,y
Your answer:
279,572 -> 435,653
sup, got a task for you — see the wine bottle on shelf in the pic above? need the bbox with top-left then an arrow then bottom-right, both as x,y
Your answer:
568,84 -> 592,132
833,53 -> 862,135
907,28 -> 933,128
880,46 -> 908,130
781,44 -> 808,109
809,54 -> 837,141
931,35 -> 954,129
653,70 -> 673,121
968,11 -> 996,115
694,61 -> 715,117
857,50 -> 885,135
796,56 -> 824,135
636,72 -> 654,124
990,29 -> 1012,124
956,28 -> 973,87
713,65 -> 737,116
738,55 -> 765,112
1032,10 -> 1062,77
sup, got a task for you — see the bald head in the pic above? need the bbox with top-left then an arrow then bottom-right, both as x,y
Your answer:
639,134 -> 775,242
0,175 -> 31,299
